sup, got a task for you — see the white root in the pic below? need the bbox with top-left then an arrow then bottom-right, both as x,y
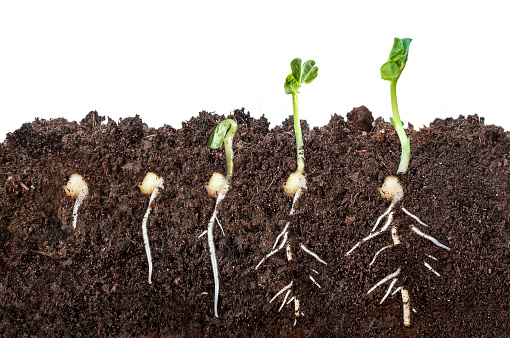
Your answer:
290,186 -> 304,216
392,286 -> 402,295
63,173 -> 89,230
402,288 -> 411,327
391,225 -> 401,245
402,207 -> 429,227
369,244 -> 394,266
380,278 -> 398,304
300,244 -> 327,265
347,212 -> 394,256
72,185 -> 89,229
286,243 -> 293,261
345,242 -> 361,256
272,222 -> 290,250
207,187 -> 227,317
410,226 -> 451,251
256,231 -> 288,269
215,215 -> 225,236
141,185 -> 160,284
367,268 -> 401,295
279,289 -> 292,312
424,262 -> 441,277
362,212 -> 394,242
426,254 -> 438,261
270,281 -> 294,303
309,275 -> 322,288
372,199 -> 397,232
139,173 -> 164,285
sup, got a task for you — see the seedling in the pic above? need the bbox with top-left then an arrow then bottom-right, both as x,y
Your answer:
199,118 -> 237,318
257,59 -> 326,323
139,172 -> 164,284
63,173 -> 89,229
346,38 -> 451,327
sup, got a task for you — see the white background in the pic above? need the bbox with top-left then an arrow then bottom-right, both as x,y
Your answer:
1,1 -> 509,142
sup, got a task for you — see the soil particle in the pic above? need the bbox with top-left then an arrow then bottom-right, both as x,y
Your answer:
347,106 -> 374,132
0,108 -> 509,337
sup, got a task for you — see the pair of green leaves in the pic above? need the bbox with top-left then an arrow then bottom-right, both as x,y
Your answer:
380,38 -> 412,82
284,58 -> 318,95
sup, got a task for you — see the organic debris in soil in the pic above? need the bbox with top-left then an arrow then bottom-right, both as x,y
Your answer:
0,108 -> 509,337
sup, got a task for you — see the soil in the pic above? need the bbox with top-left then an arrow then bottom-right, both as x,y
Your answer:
0,107 -> 509,337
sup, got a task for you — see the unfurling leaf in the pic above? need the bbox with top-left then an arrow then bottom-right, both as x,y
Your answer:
284,58 -> 319,95
207,119 -> 236,149
381,38 -> 412,82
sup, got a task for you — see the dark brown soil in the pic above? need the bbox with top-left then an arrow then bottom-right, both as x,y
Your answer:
1,108 -> 509,337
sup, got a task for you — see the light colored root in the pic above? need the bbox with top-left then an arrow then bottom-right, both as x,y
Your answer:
142,187 -> 159,284
391,225 -> 401,245
272,222 -> 290,250
402,207 -> 429,227
300,244 -> 327,265
290,187 -> 303,215
278,289 -> 292,312
309,275 -> 322,288
287,296 -> 295,305
371,199 -> 397,232
380,278 -> 398,304
402,288 -> 411,327
270,281 -> 293,303
72,185 -> 89,229
410,226 -> 451,251
424,262 -> 441,277
345,242 -> 361,256
286,243 -> 293,261
294,298 -> 301,318
207,189 -> 227,318
256,231 -> 288,269
426,254 -> 438,261
392,286 -> 402,295
369,244 -> 394,266
198,230 -> 207,238
347,212 -> 394,256
215,215 -> 225,236
367,268 -> 401,295
362,212 -> 394,242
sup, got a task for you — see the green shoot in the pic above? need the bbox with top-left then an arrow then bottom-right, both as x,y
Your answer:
207,119 -> 238,182
380,37 -> 412,175
203,118 -> 237,317
284,58 -> 318,174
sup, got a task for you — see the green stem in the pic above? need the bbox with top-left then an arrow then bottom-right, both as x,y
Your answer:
223,119 -> 237,181
292,93 -> 304,173
390,81 -> 410,175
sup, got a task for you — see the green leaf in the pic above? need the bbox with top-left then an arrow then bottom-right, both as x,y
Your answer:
284,74 -> 298,95
207,121 -> 231,149
284,58 -> 318,95
302,60 -> 318,84
291,58 -> 302,83
381,37 -> 412,82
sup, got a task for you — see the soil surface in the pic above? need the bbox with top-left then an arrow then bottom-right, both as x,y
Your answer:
1,108 -> 509,337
